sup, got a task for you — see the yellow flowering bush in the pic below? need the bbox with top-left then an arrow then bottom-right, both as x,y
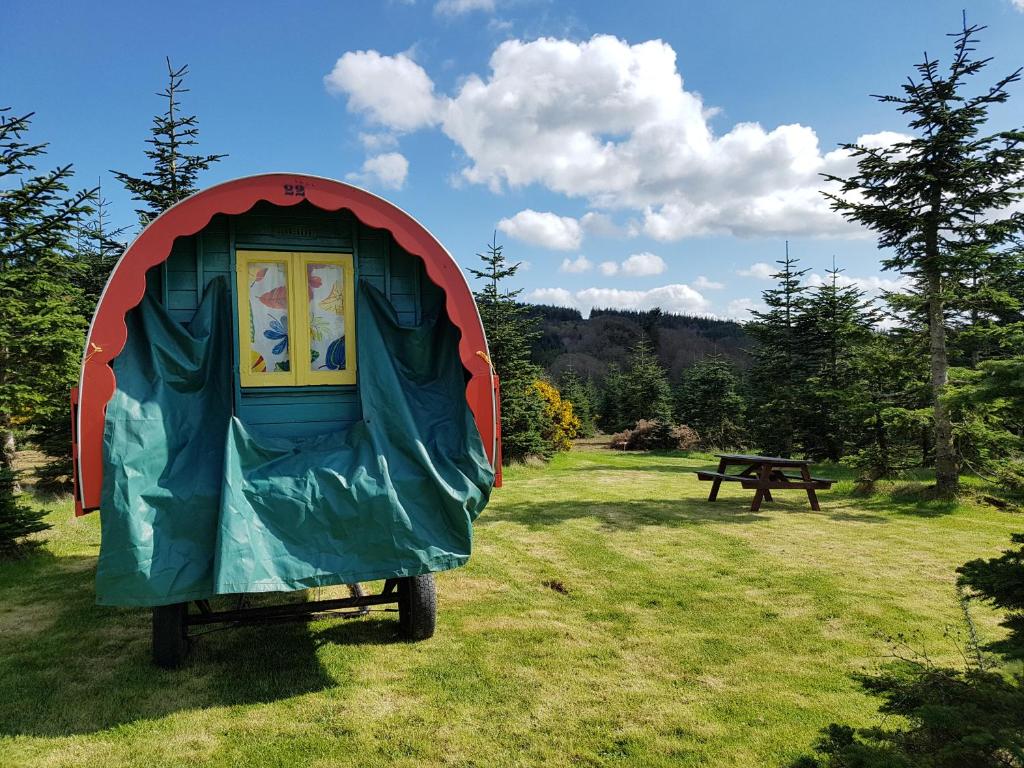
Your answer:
532,379 -> 581,453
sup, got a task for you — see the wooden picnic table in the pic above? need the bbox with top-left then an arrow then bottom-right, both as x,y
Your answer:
696,454 -> 834,512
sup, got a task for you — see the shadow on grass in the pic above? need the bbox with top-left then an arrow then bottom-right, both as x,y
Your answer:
0,551 -> 403,737
568,456 -> 862,484
844,483 -> 964,518
480,494 -> 886,531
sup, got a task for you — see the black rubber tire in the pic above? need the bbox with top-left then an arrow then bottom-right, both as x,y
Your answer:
398,574 -> 436,641
152,602 -> 189,668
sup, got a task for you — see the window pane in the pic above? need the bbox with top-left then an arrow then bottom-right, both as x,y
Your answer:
247,262 -> 290,375
307,263 -> 346,372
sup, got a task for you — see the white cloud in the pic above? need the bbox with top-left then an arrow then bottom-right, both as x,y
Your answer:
806,271 -> 910,295
326,36 -> 910,240
438,37 -> 907,238
1015,0 -> 1024,11
324,51 -> 441,131
599,261 -> 618,276
694,275 -> 724,290
347,152 -> 409,189
737,262 -> 775,279
560,255 -> 593,273
580,211 -> 621,237
528,284 -> 710,316
620,252 -> 666,276
529,287 -> 575,307
496,209 -> 582,250
726,298 -> 758,320
435,0 -> 494,15
359,132 -> 398,151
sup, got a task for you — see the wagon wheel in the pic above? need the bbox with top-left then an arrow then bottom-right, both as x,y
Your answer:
152,602 -> 189,668
398,574 -> 436,641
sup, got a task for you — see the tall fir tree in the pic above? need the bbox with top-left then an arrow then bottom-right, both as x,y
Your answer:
824,18 -> 1024,497
75,182 -> 127,310
468,234 -> 549,462
853,329 -> 932,482
598,363 -> 628,433
745,244 -> 809,457
795,265 -> 879,461
557,366 -> 597,437
33,185 -> 127,491
620,337 -> 674,429
675,355 -> 746,450
112,58 -> 225,225
0,108 -> 96,551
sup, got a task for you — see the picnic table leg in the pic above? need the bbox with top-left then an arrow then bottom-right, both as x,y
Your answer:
750,464 -> 772,512
800,465 -> 820,511
708,457 -> 727,501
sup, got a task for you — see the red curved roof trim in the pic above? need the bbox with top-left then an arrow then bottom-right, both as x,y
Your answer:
75,174 -> 499,515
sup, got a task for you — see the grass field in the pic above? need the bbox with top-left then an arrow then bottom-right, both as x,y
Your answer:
0,447 -> 1019,768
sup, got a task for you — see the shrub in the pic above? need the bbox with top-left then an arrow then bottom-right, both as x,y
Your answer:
793,530 -> 1024,767
789,662 -> 1024,768
0,468 -> 50,557
532,379 -> 580,453
609,420 -> 699,451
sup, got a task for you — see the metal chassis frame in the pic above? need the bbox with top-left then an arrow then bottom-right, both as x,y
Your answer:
183,578 -> 402,632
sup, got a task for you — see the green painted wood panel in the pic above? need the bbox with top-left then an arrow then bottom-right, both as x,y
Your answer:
139,201 -> 438,439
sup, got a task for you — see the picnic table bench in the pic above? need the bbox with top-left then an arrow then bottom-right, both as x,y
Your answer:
696,454 -> 834,511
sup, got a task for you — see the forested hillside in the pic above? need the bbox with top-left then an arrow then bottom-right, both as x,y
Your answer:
527,304 -> 749,381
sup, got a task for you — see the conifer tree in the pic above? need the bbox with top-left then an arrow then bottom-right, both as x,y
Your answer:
675,355 -> 746,450
31,185 -> 127,491
75,182 -> 127,309
0,108 -> 95,550
824,18 -> 1024,497
112,59 -> 225,224
853,329 -> 931,483
598,363 -> 628,433
621,337 -> 674,428
745,245 -> 809,457
796,265 -> 879,461
557,367 -> 597,437
468,234 -> 549,461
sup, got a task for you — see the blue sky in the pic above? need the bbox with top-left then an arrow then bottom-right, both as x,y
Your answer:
5,0 -> 1024,319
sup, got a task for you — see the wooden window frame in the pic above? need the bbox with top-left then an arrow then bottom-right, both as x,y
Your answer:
236,250 -> 357,388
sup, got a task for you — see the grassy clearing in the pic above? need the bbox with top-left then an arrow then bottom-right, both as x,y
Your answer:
0,447 -> 1020,767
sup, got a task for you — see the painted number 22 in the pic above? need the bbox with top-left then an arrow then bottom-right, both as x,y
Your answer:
284,183 -> 306,197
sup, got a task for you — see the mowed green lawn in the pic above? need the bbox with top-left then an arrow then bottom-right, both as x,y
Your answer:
0,447 -> 1019,768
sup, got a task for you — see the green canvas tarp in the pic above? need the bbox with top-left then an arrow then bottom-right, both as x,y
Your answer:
96,276 -> 493,606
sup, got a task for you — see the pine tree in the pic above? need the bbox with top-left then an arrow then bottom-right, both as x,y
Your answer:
468,234 -> 549,461
598,363 -> 628,433
824,18 -> 1024,498
745,244 -> 809,457
852,330 -> 931,483
0,108 -> 95,550
112,58 -> 225,224
75,182 -> 127,310
558,367 -> 596,437
675,355 -> 746,450
621,337 -> 674,428
27,185 -> 129,491
795,265 -> 879,461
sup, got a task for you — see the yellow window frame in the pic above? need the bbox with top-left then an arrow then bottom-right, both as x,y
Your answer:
236,250 -> 357,388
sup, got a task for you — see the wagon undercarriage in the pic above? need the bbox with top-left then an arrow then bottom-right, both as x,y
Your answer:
152,573 -> 437,668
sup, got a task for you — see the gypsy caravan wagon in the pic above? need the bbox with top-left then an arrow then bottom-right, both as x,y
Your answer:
71,174 -> 501,667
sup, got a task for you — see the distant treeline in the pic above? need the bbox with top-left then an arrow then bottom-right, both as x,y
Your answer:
525,304 -> 749,382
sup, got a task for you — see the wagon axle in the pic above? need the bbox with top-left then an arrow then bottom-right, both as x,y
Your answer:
152,574 -> 437,668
